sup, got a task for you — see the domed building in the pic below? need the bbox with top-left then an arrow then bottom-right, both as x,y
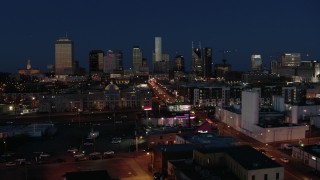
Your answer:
104,82 -> 120,109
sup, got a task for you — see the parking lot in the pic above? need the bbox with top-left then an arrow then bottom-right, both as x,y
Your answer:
0,119 -> 151,179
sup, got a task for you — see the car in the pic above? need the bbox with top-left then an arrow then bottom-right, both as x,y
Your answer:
89,152 -> 101,156
269,156 -> 276,160
37,160 -> 49,165
1,152 -> 15,158
39,153 -> 51,158
73,153 -> 85,158
153,172 -> 162,180
15,158 -> 30,165
67,148 -> 78,153
103,151 -> 115,158
258,149 -> 266,154
5,161 -> 16,167
75,156 -> 87,161
103,151 -> 114,155
280,157 -> 289,163
83,142 -> 94,146
21,161 -> 32,165
111,137 -> 121,144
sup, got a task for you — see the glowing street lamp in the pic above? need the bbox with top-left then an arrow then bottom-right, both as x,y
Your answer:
143,105 -> 152,128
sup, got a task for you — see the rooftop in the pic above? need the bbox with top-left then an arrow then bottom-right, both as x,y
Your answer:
196,145 -> 282,170
153,144 -> 194,153
227,145 -> 282,170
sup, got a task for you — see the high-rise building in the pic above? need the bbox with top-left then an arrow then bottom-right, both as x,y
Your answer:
55,37 -> 74,77
114,50 -> 124,71
214,59 -> 231,78
89,50 -> 104,73
155,37 -> 162,63
173,55 -> 185,72
203,47 -> 213,78
270,60 -> 279,74
281,53 -> 301,67
191,42 -> 202,77
251,54 -> 263,71
132,46 -> 142,71
153,37 -> 169,73
142,58 -> 148,67
104,50 -> 116,74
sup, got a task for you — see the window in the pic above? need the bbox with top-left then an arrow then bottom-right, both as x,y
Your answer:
276,173 -> 279,180
264,174 -> 268,180
252,175 -> 255,180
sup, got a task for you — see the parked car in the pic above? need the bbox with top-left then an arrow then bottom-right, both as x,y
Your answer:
5,161 -> 17,167
269,156 -> 276,161
67,148 -> 78,153
103,151 -> 115,158
75,156 -> 87,161
89,152 -> 101,156
111,137 -> 121,144
83,142 -> 94,146
73,153 -> 85,158
37,160 -> 50,164
280,157 -> 289,163
258,149 -> 266,154
15,158 -> 31,165
153,172 -> 162,180
39,153 -> 51,158
103,151 -> 114,155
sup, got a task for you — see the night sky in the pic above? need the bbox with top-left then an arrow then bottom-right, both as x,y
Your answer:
0,0 -> 319,73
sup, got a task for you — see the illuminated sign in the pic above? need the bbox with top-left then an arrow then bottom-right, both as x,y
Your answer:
168,105 -> 191,112
143,105 -> 152,110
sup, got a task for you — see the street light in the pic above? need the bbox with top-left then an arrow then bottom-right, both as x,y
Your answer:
143,106 -> 152,128
3,139 -> 7,154
77,108 -> 81,127
306,124 -> 311,144
303,109 -> 307,121
147,150 -> 154,172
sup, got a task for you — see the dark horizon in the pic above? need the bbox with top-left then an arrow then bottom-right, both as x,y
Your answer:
0,0 -> 319,73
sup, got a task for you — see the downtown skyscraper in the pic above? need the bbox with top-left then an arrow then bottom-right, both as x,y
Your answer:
89,50 -> 104,74
173,55 -> 185,72
114,50 -> 124,71
191,42 -> 212,78
132,46 -> 143,71
203,47 -> 212,78
191,42 -> 202,77
281,53 -> 301,67
153,37 -> 169,73
154,37 -> 162,63
55,37 -> 74,78
251,54 -> 263,71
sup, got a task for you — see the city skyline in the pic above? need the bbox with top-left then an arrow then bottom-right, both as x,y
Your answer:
0,0 -> 319,73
